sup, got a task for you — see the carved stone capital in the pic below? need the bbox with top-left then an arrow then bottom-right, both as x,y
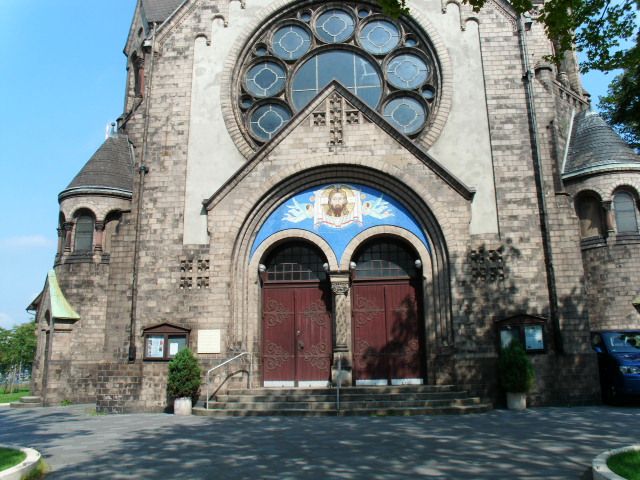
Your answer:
94,221 -> 105,231
331,282 -> 349,296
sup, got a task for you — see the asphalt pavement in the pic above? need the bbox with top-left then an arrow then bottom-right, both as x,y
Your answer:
1,404 -> 639,479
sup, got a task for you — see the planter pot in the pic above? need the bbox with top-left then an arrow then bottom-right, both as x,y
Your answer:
506,392 -> 527,410
173,397 -> 192,416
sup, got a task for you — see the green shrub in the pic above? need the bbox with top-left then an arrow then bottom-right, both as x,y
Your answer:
498,341 -> 535,393
167,348 -> 201,402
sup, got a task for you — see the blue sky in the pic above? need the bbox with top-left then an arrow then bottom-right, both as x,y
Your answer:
0,1 -> 626,329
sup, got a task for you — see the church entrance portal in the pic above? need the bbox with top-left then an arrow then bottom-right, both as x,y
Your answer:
351,239 -> 425,385
261,242 -> 332,387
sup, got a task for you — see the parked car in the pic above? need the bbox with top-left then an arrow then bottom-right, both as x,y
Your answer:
591,330 -> 640,404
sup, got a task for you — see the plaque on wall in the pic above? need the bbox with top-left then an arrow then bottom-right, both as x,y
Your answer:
198,329 -> 221,354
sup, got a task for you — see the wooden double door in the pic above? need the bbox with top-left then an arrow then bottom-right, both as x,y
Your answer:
352,279 -> 424,385
262,282 -> 332,386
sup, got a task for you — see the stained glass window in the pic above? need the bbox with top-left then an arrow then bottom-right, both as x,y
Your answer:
315,9 -> 356,43
291,50 -> 382,111
383,96 -> 427,135
386,53 -> 429,89
245,61 -> 286,97
236,2 -> 440,142
272,25 -> 312,60
249,103 -> 292,141
358,19 -> 400,55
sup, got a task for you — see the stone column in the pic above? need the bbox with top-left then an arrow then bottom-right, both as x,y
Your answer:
94,221 -> 105,253
56,227 -> 64,259
603,201 -> 616,235
330,273 -> 352,386
63,222 -> 74,253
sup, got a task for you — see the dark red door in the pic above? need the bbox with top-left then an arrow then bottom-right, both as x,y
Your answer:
263,283 -> 332,385
352,280 -> 423,384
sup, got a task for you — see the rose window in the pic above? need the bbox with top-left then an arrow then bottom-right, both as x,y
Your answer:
235,2 -> 440,145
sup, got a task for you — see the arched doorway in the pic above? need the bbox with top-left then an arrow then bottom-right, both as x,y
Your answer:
351,238 -> 425,385
261,241 -> 333,387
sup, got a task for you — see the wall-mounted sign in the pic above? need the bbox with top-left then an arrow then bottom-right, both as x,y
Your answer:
198,329 -> 221,354
250,183 -> 430,262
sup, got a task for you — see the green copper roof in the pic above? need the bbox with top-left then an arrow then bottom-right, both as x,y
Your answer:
48,270 -> 80,320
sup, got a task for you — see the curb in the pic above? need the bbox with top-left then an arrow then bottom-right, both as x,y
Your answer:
0,445 -> 41,480
592,445 -> 640,480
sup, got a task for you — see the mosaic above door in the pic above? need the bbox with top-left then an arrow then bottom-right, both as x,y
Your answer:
251,183 -> 430,262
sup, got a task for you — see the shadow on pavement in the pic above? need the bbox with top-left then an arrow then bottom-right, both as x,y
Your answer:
0,405 -> 638,479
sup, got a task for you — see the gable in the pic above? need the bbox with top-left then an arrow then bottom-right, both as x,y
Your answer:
204,82 -> 474,212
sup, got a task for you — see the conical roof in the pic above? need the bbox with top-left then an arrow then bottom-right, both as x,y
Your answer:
59,136 -> 134,201
563,110 -> 640,179
141,0 -> 184,22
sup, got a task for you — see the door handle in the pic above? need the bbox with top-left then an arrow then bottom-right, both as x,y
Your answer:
298,340 -> 304,350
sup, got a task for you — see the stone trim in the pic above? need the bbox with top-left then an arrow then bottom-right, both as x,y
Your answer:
250,229 -> 339,271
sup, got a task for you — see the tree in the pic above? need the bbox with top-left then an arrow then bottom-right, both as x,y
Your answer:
598,36 -> 640,148
377,0 -> 639,72
0,322 -> 37,393
167,348 -> 201,402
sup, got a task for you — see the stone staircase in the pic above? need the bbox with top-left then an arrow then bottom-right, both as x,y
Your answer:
10,396 -> 43,409
193,385 -> 492,417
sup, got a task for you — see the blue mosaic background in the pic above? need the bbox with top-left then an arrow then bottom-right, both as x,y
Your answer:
250,183 -> 430,262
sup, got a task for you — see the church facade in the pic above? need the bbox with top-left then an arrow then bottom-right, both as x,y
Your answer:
29,0 -> 640,412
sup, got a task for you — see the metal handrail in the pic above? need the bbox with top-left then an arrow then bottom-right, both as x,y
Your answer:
205,352 -> 253,409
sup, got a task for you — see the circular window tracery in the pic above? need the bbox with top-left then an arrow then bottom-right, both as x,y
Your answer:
235,2 -> 441,146
315,9 -> 356,43
271,24 -> 312,60
245,60 -> 286,97
358,19 -> 401,55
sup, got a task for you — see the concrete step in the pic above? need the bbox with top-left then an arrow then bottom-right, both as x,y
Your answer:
20,396 -> 43,404
193,403 -> 492,417
226,385 -> 460,396
10,401 -> 43,409
214,391 -> 469,403
205,397 -> 483,411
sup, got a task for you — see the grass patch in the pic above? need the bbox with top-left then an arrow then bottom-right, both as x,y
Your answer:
0,389 -> 29,403
0,447 -> 26,471
608,450 -> 640,480
23,459 -> 48,480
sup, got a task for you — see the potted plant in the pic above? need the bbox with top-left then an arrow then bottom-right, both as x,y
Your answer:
498,341 -> 535,410
167,348 -> 201,415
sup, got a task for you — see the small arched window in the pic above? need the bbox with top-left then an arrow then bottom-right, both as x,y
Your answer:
575,194 -> 604,238
353,238 -> 418,279
613,191 -> 639,234
103,211 -> 122,253
263,241 -> 327,282
74,214 -> 94,252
